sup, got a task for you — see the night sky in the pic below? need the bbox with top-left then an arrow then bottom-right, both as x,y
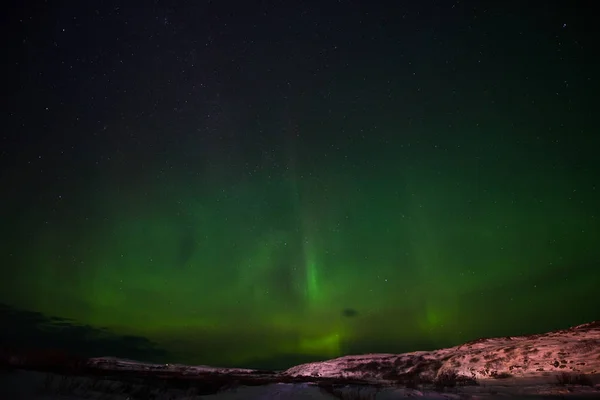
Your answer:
1,0 -> 599,370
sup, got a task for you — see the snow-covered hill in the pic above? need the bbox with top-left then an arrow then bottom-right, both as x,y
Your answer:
1,321 -> 599,399
284,321 -> 600,385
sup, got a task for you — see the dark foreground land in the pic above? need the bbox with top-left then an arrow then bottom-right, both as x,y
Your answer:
1,359 -> 600,399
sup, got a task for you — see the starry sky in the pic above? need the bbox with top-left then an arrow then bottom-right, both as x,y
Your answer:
1,0 -> 599,370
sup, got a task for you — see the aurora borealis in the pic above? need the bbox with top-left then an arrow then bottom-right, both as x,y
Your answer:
1,1 -> 598,369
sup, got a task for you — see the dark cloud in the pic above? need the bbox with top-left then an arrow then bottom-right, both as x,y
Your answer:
342,308 -> 358,318
0,303 -> 167,363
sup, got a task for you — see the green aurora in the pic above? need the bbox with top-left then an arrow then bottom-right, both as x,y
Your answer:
2,128 -> 599,368
1,0 -> 598,370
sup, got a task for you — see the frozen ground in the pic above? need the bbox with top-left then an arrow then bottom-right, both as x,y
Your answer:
2,369 -> 600,399
1,321 -> 599,399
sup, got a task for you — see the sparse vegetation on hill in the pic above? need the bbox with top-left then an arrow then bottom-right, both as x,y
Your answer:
555,372 -> 593,386
434,371 -> 479,390
491,371 -> 513,379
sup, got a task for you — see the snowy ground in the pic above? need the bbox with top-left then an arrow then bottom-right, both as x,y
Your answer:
1,321 -> 599,399
2,369 -> 600,399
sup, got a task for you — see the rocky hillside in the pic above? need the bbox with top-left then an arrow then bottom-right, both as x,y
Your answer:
284,321 -> 600,385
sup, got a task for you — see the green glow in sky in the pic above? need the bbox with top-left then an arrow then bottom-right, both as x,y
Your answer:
2,140 -> 599,368
1,0 -> 598,370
